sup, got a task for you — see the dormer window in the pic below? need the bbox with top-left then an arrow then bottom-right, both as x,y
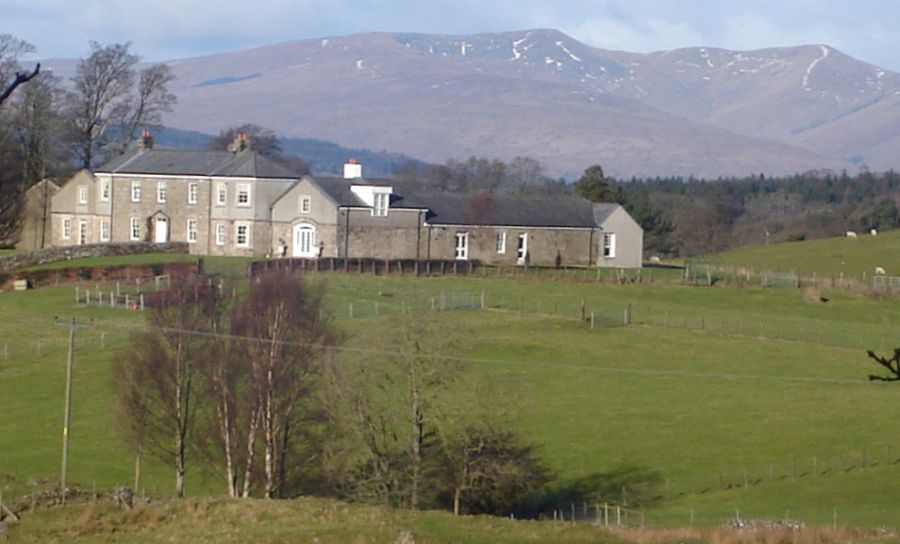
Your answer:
350,184 -> 392,217
373,192 -> 389,217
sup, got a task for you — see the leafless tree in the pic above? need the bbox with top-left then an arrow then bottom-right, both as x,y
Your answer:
64,42 -> 176,168
867,349 -> 900,382
338,310 -> 457,509
9,72 -> 66,184
114,278 -> 222,498
228,270 -> 338,498
0,34 -> 39,108
438,424 -> 550,516
207,123 -> 309,175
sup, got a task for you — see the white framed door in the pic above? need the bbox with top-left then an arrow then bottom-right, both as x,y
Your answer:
454,232 -> 469,260
78,220 -> 87,245
154,217 -> 168,243
516,232 -> 528,264
293,224 -> 317,257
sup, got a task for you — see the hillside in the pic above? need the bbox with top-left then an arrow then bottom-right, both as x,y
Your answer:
2,263 -> 900,528
706,229 -> 900,278
40,29 -> 900,178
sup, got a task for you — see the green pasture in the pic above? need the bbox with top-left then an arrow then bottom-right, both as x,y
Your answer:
1,263 -> 899,528
701,229 -> 900,279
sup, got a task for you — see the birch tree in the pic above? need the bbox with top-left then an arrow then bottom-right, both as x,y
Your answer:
228,270 -> 338,498
114,278 -> 222,498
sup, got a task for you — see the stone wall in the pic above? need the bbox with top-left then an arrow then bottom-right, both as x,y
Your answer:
0,260 -> 199,291
0,242 -> 189,273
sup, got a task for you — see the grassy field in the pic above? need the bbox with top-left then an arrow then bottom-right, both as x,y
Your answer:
1,252 -> 899,533
700,229 -> 900,279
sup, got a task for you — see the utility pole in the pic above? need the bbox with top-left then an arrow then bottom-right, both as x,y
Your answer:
54,317 -> 91,505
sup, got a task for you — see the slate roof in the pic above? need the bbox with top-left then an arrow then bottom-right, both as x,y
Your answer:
311,176 -> 607,228
97,149 -> 302,179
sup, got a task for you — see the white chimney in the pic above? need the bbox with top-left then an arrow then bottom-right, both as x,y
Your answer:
343,158 -> 363,179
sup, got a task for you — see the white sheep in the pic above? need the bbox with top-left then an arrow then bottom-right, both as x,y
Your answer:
875,266 -> 887,275
649,256 -> 661,264
846,231 -> 857,238
871,228 -> 878,236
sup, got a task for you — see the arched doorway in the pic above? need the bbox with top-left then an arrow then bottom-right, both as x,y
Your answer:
292,223 -> 317,257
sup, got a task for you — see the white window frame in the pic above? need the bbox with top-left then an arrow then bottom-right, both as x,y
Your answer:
62,218 -> 71,240
215,223 -> 226,246
131,181 -> 142,203
235,222 -> 251,247
130,216 -> 141,241
216,183 -> 227,206
78,186 -> 88,204
188,183 -> 198,205
99,179 -> 110,201
603,233 -> 616,259
496,231 -> 507,254
78,220 -> 87,245
299,195 -> 311,214
236,183 -> 251,207
187,218 -> 198,244
157,181 -> 167,203
454,232 -> 469,260
372,192 -> 389,217
100,220 -> 110,242
516,232 -> 529,264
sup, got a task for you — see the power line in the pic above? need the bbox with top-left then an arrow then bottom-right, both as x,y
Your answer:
84,319 -> 873,387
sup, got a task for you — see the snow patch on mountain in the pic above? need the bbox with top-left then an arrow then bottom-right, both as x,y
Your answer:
510,33 -> 532,61
803,45 -> 829,90
556,41 -> 582,62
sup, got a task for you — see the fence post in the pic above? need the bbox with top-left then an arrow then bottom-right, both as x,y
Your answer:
480,290 -> 486,309
590,312 -> 595,330
349,303 -> 354,319
100,332 -> 106,350
75,286 -> 79,303
140,294 -> 145,310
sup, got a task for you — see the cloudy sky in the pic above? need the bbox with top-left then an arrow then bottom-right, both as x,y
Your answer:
4,0 -> 900,71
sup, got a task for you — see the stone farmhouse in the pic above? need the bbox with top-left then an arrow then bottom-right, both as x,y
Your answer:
50,133 -> 643,267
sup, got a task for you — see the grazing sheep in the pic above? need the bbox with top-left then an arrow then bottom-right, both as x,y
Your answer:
875,266 -> 887,275
649,256 -> 661,264
871,228 -> 878,236
846,231 -> 857,238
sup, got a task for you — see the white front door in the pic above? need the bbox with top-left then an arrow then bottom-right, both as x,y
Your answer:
293,224 -> 317,257
154,217 -> 168,243
78,220 -> 87,245
454,232 -> 469,260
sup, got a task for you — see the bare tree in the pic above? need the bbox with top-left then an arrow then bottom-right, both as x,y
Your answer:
114,278 -> 222,498
438,424 -> 550,516
228,270 -> 338,498
338,310 -> 457,509
0,34 -> 39,108
9,72 -> 66,184
867,349 -> 900,382
65,42 -> 176,168
116,64 -> 176,155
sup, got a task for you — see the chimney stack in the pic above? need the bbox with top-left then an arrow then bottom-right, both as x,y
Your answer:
343,158 -> 363,179
137,129 -> 154,150
227,131 -> 251,153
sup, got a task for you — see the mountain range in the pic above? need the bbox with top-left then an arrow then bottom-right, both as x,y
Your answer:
44,29 -> 900,179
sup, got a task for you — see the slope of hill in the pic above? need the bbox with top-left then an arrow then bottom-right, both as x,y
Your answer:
42,30 -> 900,178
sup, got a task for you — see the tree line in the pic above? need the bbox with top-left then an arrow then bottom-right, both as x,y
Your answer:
115,270 -> 550,516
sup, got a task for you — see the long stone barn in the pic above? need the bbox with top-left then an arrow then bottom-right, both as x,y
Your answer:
49,133 -> 643,268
